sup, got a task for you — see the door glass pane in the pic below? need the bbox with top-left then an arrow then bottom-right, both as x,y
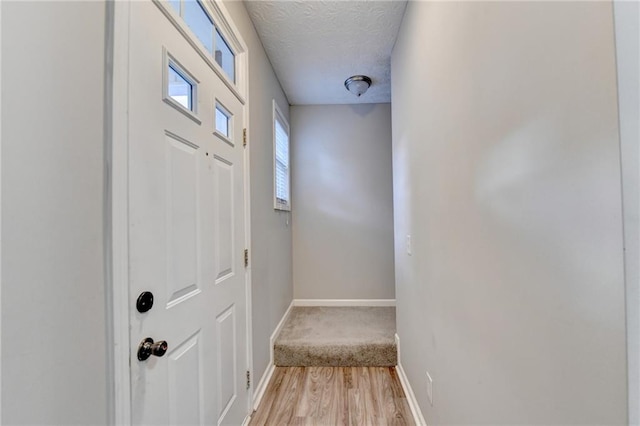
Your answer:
184,0 -> 213,54
169,0 -> 180,14
215,104 -> 230,137
215,29 -> 235,83
168,65 -> 192,110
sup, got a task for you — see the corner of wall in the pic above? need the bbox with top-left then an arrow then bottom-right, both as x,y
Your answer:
395,333 -> 427,426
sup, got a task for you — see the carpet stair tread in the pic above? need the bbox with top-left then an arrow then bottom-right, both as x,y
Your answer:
274,306 -> 397,367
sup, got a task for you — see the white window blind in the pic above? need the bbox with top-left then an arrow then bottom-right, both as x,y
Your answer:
273,102 -> 290,210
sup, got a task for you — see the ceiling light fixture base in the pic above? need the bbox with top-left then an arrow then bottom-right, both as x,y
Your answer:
344,75 -> 372,97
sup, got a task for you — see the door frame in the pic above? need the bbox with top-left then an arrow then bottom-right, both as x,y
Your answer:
613,1 -> 640,423
106,1 -> 252,422
0,0 -> 3,420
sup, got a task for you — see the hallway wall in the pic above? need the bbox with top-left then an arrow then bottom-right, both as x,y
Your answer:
1,2 -> 107,424
223,0 -> 293,397
291,104 -> 395,300
391,2 -> 627,424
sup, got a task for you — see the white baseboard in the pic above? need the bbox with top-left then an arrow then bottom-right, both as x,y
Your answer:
251,363 -> 275,412
395,333 -> 427,426
270,300 -> 295,366
241,412 -> 251,426
251,300 -> 294,410
293,298 -> 396,307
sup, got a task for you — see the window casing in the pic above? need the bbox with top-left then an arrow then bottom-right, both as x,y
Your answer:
162,51 -> 201,124
273,101 -> 290,211
168,0 -> 236,83
215,101 -> 232,140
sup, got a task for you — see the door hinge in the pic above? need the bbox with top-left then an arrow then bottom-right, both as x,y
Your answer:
243,128 -> 247,148
244,249 -> 249,267
246,370 -> 251,389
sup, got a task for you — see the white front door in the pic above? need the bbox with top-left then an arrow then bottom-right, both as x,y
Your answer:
127,1 -> 249,424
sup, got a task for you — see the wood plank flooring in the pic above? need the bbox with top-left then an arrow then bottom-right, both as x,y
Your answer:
249,367 -> 415,426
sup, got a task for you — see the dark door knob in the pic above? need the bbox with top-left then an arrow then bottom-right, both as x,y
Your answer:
137,337 -> 168,361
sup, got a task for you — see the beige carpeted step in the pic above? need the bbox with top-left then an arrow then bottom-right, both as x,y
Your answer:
274,306 -> 397,367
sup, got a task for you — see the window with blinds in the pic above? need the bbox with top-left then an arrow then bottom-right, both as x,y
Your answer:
273,101 -> 290,211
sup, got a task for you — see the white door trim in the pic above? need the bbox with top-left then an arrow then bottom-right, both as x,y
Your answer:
109,1 -> 132,424
243,116 -> 254,419
242,77 -> 254,417
612,1 -> 640,424
0,0 -> 3,420
234,0 -> 253,415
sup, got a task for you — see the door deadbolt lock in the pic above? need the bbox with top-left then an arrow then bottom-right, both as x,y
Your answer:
136,291 -> 154,313
137,337 -> 168,361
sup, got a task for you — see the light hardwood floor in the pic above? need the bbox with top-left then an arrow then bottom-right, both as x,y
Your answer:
249,367 -> 415,426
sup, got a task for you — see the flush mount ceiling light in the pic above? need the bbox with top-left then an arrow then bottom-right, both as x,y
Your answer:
344,75 -> 372,97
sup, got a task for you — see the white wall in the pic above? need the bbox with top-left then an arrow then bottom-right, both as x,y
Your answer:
392,2 -> 627,424
614,1 -> 640,423
223,0 -> 293,394
291,104 -> 395,300
1,2 -> 108,424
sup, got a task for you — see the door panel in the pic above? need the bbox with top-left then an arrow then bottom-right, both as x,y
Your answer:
168,332 -> 203,425
214,156 -> 235,283
128,2 -> 248,425
216,305 -> 237,420
166,133 -> 200,305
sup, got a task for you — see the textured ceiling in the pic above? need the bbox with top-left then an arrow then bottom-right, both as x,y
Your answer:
244,0 -> 408,105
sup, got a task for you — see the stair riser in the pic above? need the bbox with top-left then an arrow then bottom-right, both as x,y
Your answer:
274,343 -> 397,367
